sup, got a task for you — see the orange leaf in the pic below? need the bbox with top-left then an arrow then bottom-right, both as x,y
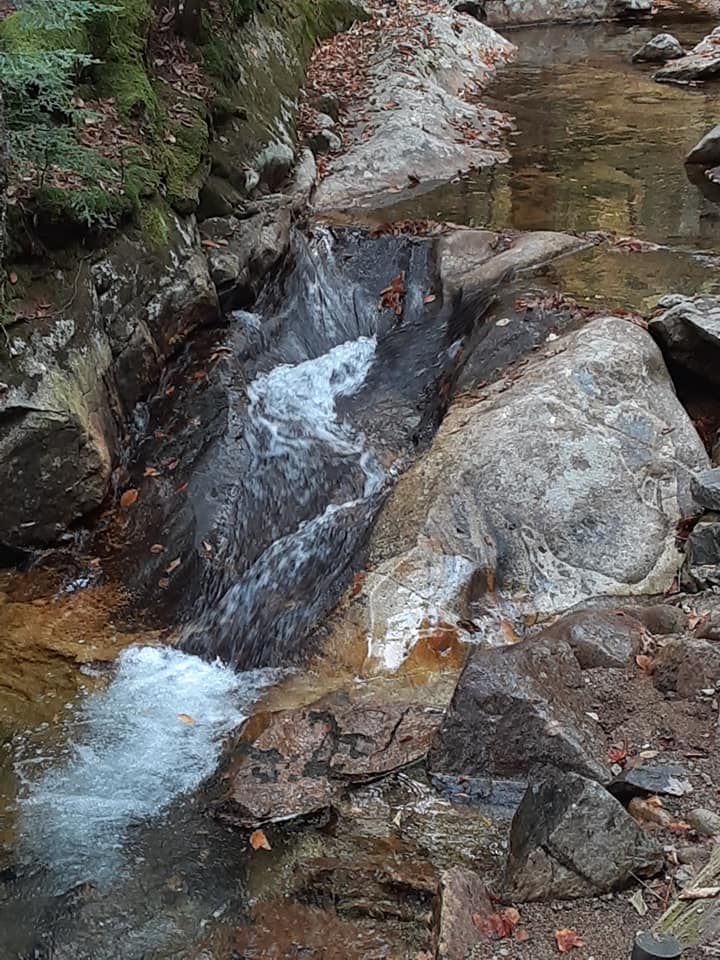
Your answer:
635,654 -> 653,677
607,743 -> 627,764
249,829 -> 271,851
177,713 -> 195,725
515,928 -> 531,943
120,488 -> 139,509
555,929 -> 585,953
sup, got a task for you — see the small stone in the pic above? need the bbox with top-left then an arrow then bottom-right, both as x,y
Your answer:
687,807 -> 720,837
632,33 -> 684,63
309,129 -> 342,155
311,91 -> 341,122
315,112 -> 336,131
653,637 -> 720,699
609,761 -> 692,801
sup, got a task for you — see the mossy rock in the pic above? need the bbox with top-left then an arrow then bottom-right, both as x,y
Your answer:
33,186 -> 132,246
0,9 -> 90,54
139,202 -> 171,249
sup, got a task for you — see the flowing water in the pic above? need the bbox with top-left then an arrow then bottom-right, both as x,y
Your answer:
3,15 -> 720,959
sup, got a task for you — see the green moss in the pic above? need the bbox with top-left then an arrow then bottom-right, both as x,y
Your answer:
162,116 -> 210,214
90,0 -> 160,123
139,202 -> 170,249
0,9 -> 90,54
35,185 -> 131,231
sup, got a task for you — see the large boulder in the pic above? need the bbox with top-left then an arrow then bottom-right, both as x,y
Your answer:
0,214 -> 218,547
482,0 -> 623,26
655,30 -> 720,84
427,633 -> 610,785
649,295 -> 720,387
314,13 -> 515,211
633,33 -> 684,63
332,315 -> 708,679
501,768 -> 664,901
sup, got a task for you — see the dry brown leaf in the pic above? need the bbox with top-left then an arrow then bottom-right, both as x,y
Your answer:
249,829 -> 271,851
555,929 -> 585,953
158,577 -> 170,589
120,488 -> 139,509
423,293 -> 437,304
144,466 -> 161,477
166,558 -> 181,574
201,540 -> 213,553
150,543 -> 165,554
515,928 -> 531,943
607,742 -> 628,764
177,713 -> 195,725
8,271 -> 17,284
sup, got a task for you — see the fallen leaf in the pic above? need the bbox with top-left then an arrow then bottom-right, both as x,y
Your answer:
687,611 -> 708,631
249,829 -> 271,851
201,540 -> 213,553
177,713 -> 195,725
166,558 -> 181,574
144,466 -> 161,477
150,543 -> 165,554
635,654 -> 653,677
423,293 -> 437,304
8,271 -> 17,284
158,577 -> 170,589
515,928 -> 531,943
120,488 -> 139,509
607,742 -> 628,764
555,929 -> 585,953
630,889 -> 648,916
473,908 -> 520,939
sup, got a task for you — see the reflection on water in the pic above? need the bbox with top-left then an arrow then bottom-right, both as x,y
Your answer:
332,19 -> 720,311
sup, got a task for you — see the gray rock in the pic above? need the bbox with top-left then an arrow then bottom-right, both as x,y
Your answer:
428,634 -> 610,785
314,14 -> 514,211
288,148 -> 317,208
610,761 -> 693,800
614,0 -> 653,14
620,603 -> 688,636
691,25 -> 720,56
687,807 -> 720,837
691,469 -> 720,511
315,112 -> 336,130
632,33 -> 684,63
502,769 -> 663,902
338,315 -> 707,678
0,214 -> 218,547
256,142 -> 295,191
539,608 -> 644,669
309,129 -> 342,154
650,295 -> 720,387
653,636 -> 720,698
201,205 -> 292,308
686,125 -> 720,167
311,91 -> 341,122
684,515 -> 720,588
483,0 -> 615,26
655,50 -> 720,84
197,175 -> 246,221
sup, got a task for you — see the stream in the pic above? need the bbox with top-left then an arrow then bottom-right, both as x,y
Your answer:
1,15 -> 719,960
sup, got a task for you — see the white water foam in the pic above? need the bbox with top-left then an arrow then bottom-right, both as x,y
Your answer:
16,646 -> 275,885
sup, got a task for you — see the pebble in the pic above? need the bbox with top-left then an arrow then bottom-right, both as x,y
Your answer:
687,807 -> 720,837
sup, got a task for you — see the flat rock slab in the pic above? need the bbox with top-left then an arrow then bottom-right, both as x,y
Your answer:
214,697 -> 442,825
314,9 -> 515,212
502,768 -> 664,901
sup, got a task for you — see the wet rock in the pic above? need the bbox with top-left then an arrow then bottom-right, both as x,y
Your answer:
649,295 -> 720,388
655,47 -> 720,84
691,468 -> 720,511
293,855 -> 438,922
609,761 -> 693,802
454,0 -> 487,19
314,13 -> 514,211
0,214 -> 218,547
213,697 -> 442,826
632,33 -> 684,63
613,0 -> 653,16
199,205 -> 292,309
687,807 -> 720,837
652,636 -> 720,698
428,635 -> 609,785
436,866 -> 492,960
686,124 -> 720,167
502,768 -> 663,901
309,128 -> 342,155
539,608 -> 644,669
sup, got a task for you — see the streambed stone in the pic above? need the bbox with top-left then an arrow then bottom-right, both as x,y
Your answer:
502,768 -> 664,901
633,33 -> 684,63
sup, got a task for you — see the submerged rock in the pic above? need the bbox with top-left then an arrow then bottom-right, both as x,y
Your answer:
649,295 -> 720,387
632,33 -> 684,63
502,768 -> 663,901
427,634 -> 609,785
